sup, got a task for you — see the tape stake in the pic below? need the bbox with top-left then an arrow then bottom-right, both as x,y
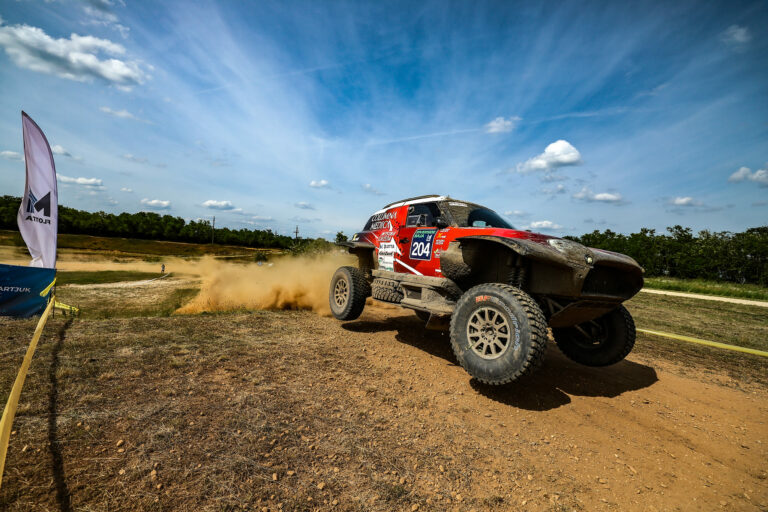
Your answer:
0,297 -> 56,489
638,328 -> 768,358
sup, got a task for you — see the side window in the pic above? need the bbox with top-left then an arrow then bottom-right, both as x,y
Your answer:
406,203 -> 440,227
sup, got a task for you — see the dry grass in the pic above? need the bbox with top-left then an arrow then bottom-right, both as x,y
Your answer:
1,269 -> 766,511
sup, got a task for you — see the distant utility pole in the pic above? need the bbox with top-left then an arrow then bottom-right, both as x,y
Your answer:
294,225 -> 299,240
211,216 -> 215,244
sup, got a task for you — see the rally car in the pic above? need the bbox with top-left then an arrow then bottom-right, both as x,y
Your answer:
329,195 -> 644,385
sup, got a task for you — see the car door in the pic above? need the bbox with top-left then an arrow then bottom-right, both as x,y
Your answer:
395,202 -> 441,276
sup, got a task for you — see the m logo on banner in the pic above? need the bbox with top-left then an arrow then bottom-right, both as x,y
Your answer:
25,191 -> 51,217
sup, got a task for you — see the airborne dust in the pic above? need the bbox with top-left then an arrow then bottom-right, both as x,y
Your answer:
1,244 -> 362,315
176,252 -> 355,316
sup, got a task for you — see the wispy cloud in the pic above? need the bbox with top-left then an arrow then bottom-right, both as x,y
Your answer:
120,187 -> 133,193
122,153 -> 148,164
0,150 -> 22,161
58,175 -> 104,189
295,201 -> 315,210
362,184 -> 384,196
365,128 -> 479,146
82,0 -> 130,38
0,18 -> 148,87
720,25 -> 752,49
484,116 -> 521,133
100,106 -> 151,123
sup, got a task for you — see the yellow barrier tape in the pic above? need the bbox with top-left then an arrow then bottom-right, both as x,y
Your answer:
54,301 -> 79,314
39,277 -> 56,297
0,297 -> 56,490
637,328 -> 768,358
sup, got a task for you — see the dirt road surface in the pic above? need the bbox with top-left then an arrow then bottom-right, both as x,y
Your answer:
2,299 -> 766,511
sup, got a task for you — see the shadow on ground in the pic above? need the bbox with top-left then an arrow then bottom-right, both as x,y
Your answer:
342,315 -> 658,412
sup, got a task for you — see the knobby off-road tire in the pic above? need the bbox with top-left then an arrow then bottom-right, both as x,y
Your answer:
371,278 -> 403,304
449,283 -> 547,385
329,266 -> 370,320
553,305 -> 636,367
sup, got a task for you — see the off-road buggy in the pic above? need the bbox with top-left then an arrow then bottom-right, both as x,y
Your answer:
330,195 -> 643,385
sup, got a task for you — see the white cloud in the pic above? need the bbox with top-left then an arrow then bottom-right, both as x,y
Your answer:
120,187 -> 132,192
141,198 -> 170,210
251,215 -> 274,222
728,165 -> 768,187
295,201 -> 315,210
720,25 -> 752,47
573,186 -> 623,203
51,145 -> 71,157
672,196 -> 696,206
0,150 -> 22,161
58,175 -> 103,188
202,199 -> 236,210
665,196 -> 721,213
516,140 -> 582,173
527,220 -> 562,230
504,210 -> 528,218
100,106 -> 150,123
485,116 -> 521,134
290,216 -> 321,223
309,179 -> 329,188
0,19 -> 148,87
362,183 -> 384,195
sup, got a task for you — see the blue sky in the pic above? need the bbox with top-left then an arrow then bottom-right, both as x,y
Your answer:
0,0 -> 766,239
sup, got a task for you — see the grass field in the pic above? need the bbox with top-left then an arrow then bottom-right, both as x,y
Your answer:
1,247 -> 767,510
55,270 -> 161,285
643,276 -> 768,301
0,229 -> 280,259
1,275 -> 766,511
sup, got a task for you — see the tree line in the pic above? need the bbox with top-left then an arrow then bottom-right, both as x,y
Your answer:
0,195 -> 303,250
3,195 -> 766,285
565,225 -> 768,286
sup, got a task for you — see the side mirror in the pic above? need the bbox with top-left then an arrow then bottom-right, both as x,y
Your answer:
435,217 -> 450,229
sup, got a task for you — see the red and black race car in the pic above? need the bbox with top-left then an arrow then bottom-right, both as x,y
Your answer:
330,195 -> 644,385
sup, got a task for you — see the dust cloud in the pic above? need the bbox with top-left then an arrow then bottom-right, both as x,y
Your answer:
176,252 -> 355,316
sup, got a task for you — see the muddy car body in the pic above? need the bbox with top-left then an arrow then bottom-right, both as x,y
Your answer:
330,195 -> 643,385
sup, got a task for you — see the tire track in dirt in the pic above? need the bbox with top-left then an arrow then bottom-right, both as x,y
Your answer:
339,304 -> 768,510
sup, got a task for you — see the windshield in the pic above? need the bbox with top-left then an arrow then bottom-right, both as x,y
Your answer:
444,202 -> 514,229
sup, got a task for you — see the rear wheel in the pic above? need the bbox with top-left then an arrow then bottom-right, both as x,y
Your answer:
449,283 -> 547,385
329,266 -> 370,320
553,305 -> 636,366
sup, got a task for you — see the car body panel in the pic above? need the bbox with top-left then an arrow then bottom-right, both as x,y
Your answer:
346,195 -> 643,318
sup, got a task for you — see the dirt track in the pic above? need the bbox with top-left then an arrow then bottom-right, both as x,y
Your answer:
344,305 -> 767,511
1,300 -> 766,511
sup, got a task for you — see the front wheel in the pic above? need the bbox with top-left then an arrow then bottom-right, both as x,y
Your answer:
552,305 -> 636,367
449,284 -> 547,385
329,266 -> 370,320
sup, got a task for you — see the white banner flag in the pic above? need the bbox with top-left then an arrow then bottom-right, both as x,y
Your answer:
16,112 -> 58,269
